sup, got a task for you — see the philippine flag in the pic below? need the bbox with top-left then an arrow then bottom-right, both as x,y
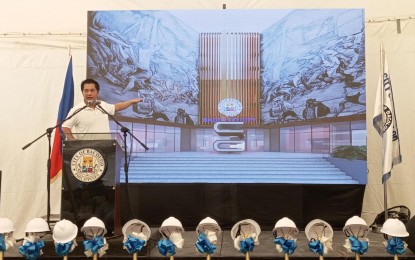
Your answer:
50,56 -> 74,182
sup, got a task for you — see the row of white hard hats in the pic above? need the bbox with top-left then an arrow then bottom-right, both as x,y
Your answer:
342,216 -> 409,238
54,216 -> 414,240
54,217 -> 108,243
222,217 -> 367,240
159,217 -> 221,234
55,217 -> 108,243
229,216 -> 409,240
120,217 -> 221,242
1,215 -> 409,241
0,217 -> 106,243
157,217 -> 327,241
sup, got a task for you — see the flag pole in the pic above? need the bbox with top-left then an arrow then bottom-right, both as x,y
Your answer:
384,179 -> 388,222
379,44 -> 389,224
375,43 -> 403,231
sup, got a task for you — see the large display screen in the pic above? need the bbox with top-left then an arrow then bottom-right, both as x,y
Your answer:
87,9 -> 367,184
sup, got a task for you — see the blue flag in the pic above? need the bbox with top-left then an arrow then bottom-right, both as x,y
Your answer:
50,56 -> 74,182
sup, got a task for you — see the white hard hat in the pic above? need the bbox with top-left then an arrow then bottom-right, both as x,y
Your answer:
343,216 -> 369,238
25,218 -> 50,233
196,217 -> 221,235
81,217 -> 107,237
0,218 -> 15,233
159,217 -> 184,238
53,219 -> 78,243
305,219 -> 333,241
380,218 -> 409,237
122,219 -> 151,241
231,219 -> 261,239
272,217 -> 298,238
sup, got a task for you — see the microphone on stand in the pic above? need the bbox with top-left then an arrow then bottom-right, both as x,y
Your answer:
23,100 -> 93,150
87,99 -> 97,106
96,99 -> 148,220
96,102 -> 148,150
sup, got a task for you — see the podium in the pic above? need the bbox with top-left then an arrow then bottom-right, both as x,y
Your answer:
61,139 -> 122,235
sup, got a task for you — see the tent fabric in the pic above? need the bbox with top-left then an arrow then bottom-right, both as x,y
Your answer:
1,0 -> 415,238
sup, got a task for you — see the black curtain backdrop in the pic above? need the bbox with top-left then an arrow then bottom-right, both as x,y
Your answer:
120,184 -> 365,230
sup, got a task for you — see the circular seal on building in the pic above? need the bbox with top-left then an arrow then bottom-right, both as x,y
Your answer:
70,148 -> 107,183
218,98 -> 243,117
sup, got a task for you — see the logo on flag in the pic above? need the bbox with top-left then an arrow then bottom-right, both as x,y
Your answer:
373,51 -> 402,183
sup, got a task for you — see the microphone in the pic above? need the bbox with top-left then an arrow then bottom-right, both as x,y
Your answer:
87,100 -> 101,106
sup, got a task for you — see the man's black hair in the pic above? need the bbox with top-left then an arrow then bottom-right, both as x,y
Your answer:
81,78 -> 100,92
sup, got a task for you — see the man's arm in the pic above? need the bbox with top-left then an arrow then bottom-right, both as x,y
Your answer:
62,127 -> 76,141
114,98 -> 142,112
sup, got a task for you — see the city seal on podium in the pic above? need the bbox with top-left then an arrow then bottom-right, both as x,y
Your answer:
70,148 -> 107,183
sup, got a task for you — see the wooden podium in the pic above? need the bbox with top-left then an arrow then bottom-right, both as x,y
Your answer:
61,139 -> 122,235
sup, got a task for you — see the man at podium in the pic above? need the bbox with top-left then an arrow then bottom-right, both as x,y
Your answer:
62,78 -> 141,140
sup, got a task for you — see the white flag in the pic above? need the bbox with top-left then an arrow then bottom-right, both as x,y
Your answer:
373,51 -> 402,183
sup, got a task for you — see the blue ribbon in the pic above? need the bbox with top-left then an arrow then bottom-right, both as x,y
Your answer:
18,240 -> 45,260
124,235 -> 146,254
157,239 -> 176,256
239,237 -> 255,254
83,236 -> 105,254
0,235 -> 6,252
195,233 -> 217,254
386,237 -> 406,255
55,241 -> 73,256
274,237 -> 297,255
308,240 -> 324,256
348,236 -> 368,255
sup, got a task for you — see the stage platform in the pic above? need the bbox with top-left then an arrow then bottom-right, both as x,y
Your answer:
4,231 -> 414,259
